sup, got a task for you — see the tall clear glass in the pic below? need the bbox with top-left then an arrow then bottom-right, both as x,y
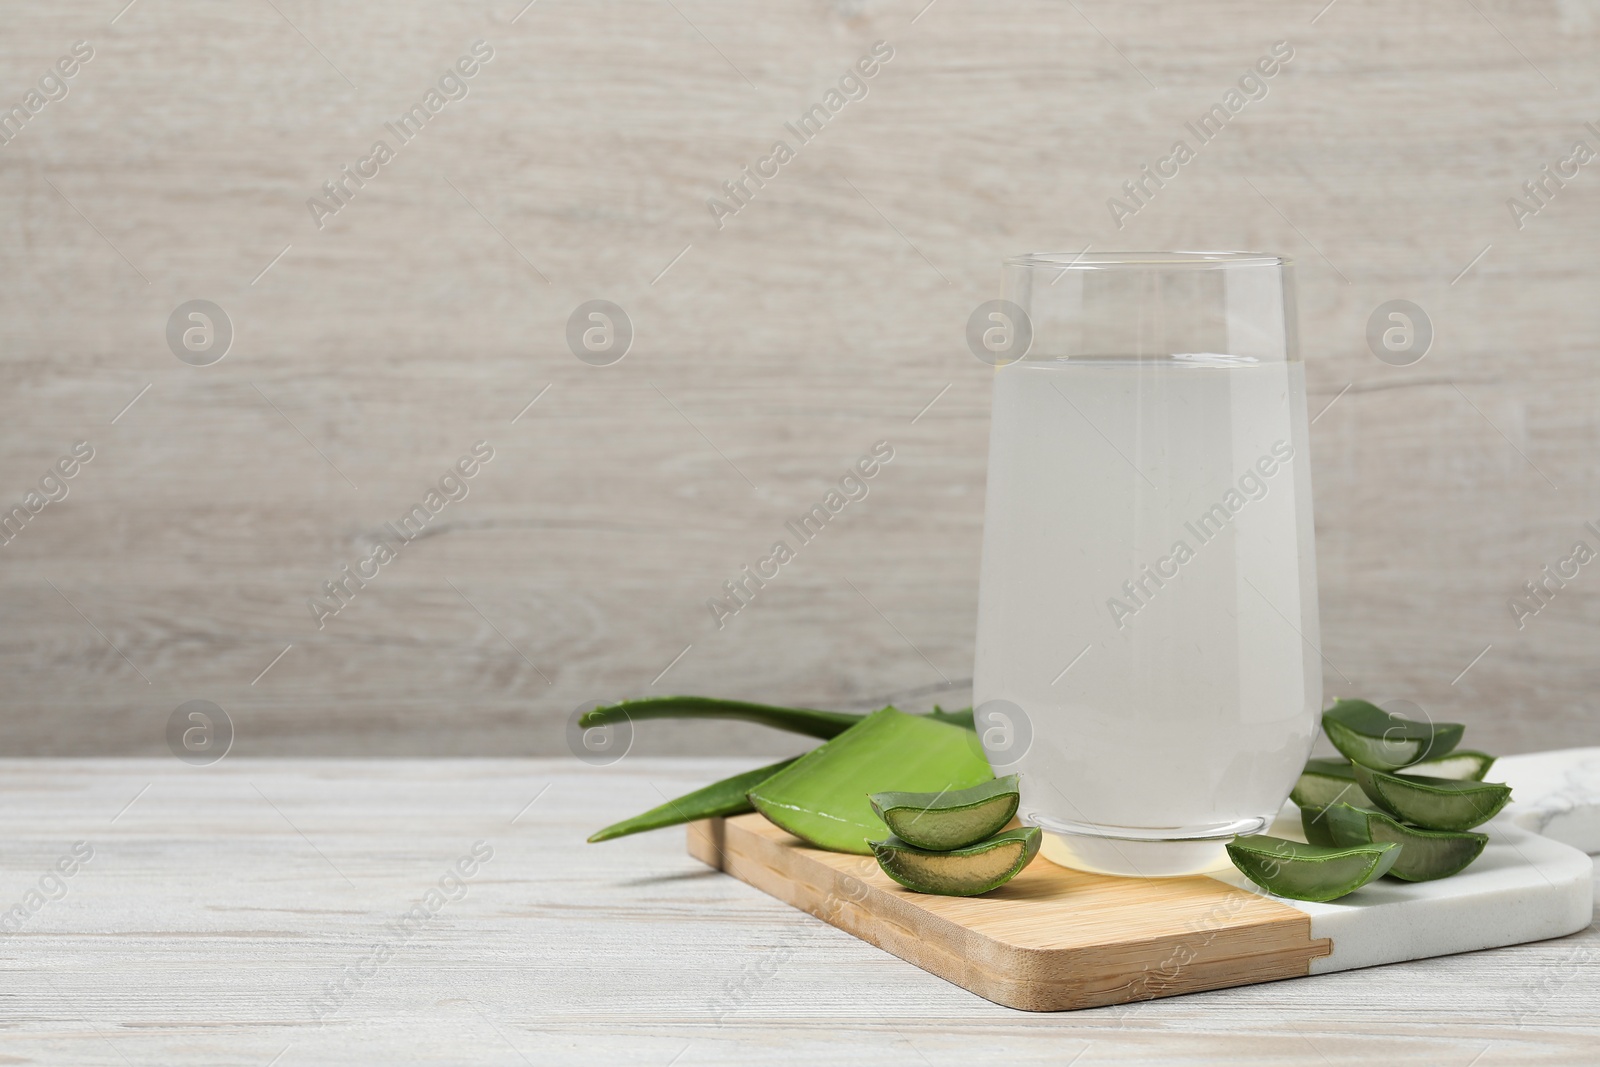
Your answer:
972,252 -> 1321,877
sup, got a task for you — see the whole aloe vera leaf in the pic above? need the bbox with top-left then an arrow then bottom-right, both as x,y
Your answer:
747,708 -> 994,855
586,757 -> 799,842
580,696 -> 860,739
580,695 -> 976,739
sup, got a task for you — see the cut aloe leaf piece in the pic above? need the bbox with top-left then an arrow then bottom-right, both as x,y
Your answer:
1321,802 -> 1488,882
579,696 -> 976,741
1410,750 -> 1497,781
1322,699 -> 1464,771
1290,758 -> 1373,811
1299,805 -> 1338,847
871,827 -> 1041,896
1227,834 -> 1400,902
747,708 -> 994,855
1352,764 -> 1512,831
869,775 -> 1020,851
587,757 -> 798,843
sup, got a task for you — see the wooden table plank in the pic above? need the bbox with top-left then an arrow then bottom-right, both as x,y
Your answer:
0,758 -> 1594,1065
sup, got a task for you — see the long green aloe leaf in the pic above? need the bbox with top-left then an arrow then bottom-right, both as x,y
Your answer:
579,696 -> 975,740
747,708 -> 994,855
587,757 -> 798,842
580,697 -> 860,739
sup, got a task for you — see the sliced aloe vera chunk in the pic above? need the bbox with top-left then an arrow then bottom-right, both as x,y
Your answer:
587,757 -> 797,843
1227,834 -> 1400,902
1290,758 -> 1373,811
1322,699 -> 1464,771
869,775 -> 1020,851
871,827 -> 1041,896
1410,750 -> 1497,781
1352,764 -> 1512,831
747,708 -> 993,855
1299,805 -> 1338,847
1321,802 -> 1488,881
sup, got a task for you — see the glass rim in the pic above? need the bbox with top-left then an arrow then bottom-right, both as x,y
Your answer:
1006,250 -> 1289,271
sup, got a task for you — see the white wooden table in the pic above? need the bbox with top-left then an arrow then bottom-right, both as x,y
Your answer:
3,758 -> 1595,1065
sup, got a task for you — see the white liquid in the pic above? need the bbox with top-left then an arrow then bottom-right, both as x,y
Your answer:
973,357 -> 1321,860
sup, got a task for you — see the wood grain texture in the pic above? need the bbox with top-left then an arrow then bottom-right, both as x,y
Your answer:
687,812 -> 1331,1011
1,2 -> 1599,755
0,757 -> 1594,1065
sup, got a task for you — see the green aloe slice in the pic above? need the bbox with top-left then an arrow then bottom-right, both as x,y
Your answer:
1410,750 -> 1497,781
1321,802 -> 1489,881
1352,764 -> 1513,831
1299,805 -> 1338,847
747,708 -> 994,855
578,696 -> 974,741
871,827 -> 1041,896
869,775 -> 1020,851
587,757 -> 799,842
1322,699 -> 1464,770
1290,758 -> 1373,811
1227,834 -> 1400,902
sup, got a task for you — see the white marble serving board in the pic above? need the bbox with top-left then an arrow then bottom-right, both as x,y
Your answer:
1208,747 -> 1600,974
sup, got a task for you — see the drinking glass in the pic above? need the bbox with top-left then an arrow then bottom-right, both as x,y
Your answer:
972,252 -> 1321,877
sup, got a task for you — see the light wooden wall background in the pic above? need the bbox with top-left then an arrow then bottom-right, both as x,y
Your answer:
1,0 -> 1596,757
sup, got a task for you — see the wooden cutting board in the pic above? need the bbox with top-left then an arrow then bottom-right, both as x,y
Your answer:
687,747 -> 1600,1012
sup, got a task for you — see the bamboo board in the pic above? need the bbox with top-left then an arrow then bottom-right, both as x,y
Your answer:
686,748 -> 1600,1012
688,813 -> 1329,1011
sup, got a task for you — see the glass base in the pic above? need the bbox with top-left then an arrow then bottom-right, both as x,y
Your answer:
1035,815 -> 1270,878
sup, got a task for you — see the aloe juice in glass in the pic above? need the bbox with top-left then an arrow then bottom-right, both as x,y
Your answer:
972,252 -> 1321,877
